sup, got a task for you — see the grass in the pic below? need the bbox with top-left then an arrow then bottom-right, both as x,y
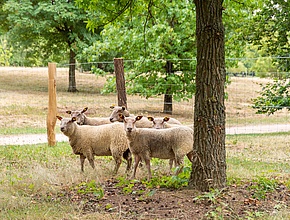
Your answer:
0,67 -> 290,218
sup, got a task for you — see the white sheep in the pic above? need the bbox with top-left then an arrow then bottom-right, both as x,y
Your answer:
56,116 -> 132,174
66,107 -> 111,126
119,114 -> 194,181
148,116 -> 193,130
147,116 -> 194,169
109,105 -> 182,128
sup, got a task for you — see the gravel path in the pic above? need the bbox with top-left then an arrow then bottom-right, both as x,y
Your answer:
0,124 -> 289,146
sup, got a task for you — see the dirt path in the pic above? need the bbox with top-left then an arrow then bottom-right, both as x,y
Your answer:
1,124 -> 289,146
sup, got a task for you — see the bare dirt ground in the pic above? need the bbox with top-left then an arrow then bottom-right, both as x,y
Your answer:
35,178 -> 290,219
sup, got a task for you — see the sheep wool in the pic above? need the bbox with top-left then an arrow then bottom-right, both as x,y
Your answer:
66,107 -> 111,126
120,115 -> 194,181
56,116 -> 131,174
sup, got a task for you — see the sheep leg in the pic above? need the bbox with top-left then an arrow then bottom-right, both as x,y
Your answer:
186,151 -> 194,163
112,156 -> 122,175
122,149 -> 132,172
169,159 -> 174,170
86,154 -> 95,170
144,158 -> 152,181
80,154 -> 86,172
174,156 -> 184,176
131,154 -> 141,179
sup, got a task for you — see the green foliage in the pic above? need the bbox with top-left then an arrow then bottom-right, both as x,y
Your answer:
249,0 -> 290,71
248,177 -> 278,200
74,180 -> 104,199
0,35 -> 12,66
252,79 -> 290,115
2,0 -> 98,66
193,188 -> 224,205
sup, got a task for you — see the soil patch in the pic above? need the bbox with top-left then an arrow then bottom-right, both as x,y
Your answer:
37,178 -> 290,219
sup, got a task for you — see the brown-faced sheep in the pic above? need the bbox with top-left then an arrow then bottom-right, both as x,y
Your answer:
119,114 -> 194,181
66,107 -> 111,126
56,116 -> 132,174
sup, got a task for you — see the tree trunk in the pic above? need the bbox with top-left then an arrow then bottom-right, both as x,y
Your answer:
114,58 -> 127,108
68,49 -> 78,92
189,0 -> 226,191
163,60 -> 173,114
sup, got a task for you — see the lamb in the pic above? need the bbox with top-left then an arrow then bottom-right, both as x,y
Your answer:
109,105 -> 182,128
119,114 -> 194,181
56,116 -> 132,174
66,107 -> 111,126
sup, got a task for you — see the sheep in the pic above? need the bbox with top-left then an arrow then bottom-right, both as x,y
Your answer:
147,116 -> 194,169
66,107 -> 111,126
148,116 -> 193,130
109,105 -> 182,128
56,116 -> 132,174
119,114 -> 194,181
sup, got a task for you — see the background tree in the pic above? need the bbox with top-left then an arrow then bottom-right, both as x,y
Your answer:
249,0 -> 290,71
78,0 -> 196,114
250,0 -> 290,115
2,0 -> 98,92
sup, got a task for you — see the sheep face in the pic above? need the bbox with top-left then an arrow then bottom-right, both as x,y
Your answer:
66,107 -> 88,125
147,116 -> 170,129
119,115 -> 143,132
57,116 -> 77,135
109,106 -> 128,122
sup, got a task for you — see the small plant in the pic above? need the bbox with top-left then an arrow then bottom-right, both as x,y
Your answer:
146,166 -> 191,189
244,210 -> 264,219
248,177 -> 278,200
116,176 -> 140,194
193,188 -> 224,205
74,180 -> 104,199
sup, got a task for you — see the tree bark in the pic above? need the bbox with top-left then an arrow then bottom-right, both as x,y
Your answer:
68,49 -> 78,92
189,0 -> 227,191
114,58 -> 127,108
163,60 -> 173,114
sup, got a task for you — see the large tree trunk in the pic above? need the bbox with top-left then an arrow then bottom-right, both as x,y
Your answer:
189,0 -> 226,191
68,49 -> 78,92
163,60 -> 173,114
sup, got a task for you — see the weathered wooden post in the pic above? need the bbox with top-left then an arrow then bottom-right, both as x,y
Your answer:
114,58 -> 127,108
47,62 -> 57,146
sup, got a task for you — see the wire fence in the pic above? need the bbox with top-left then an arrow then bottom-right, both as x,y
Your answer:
1,57 -> 290,134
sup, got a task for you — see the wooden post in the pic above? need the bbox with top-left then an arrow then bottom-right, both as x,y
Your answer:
114,58 -> 127,108
47,63 -> 57,146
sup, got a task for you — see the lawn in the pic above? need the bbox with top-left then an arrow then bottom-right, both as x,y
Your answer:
0,67 -> 289,219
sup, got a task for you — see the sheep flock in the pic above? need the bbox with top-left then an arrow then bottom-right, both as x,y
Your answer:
57,105 -> 194,180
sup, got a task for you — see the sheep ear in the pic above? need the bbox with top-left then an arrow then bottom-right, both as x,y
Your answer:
147,116 -> 154,121
110,105 -> 115,109
118,114 -> 125,120
66,110 -> 71,114
82,107 -> 88,113
163,117 -> 170,122
56,116 -> 62,121
136,116 -> 143,121
71,117 -> 77,122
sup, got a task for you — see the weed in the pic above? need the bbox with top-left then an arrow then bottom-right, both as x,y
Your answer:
193,188 -> 224,205
74,180 -> 104,199
248,177 -> 278,200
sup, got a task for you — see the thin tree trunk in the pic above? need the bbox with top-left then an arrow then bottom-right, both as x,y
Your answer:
68,49 -> 78,92
189,0 -> 226,191
163,60 -> 173,114
114,58 -> 127,108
